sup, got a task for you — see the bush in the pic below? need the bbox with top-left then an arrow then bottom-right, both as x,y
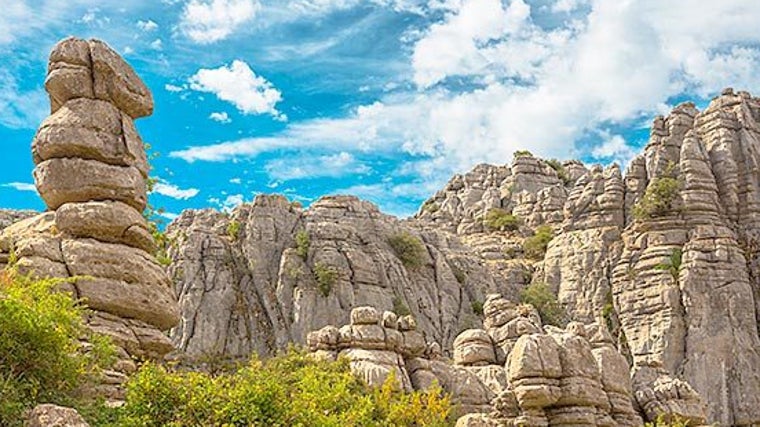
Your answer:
484,208 -> 520,231
644,414 -> 693,427
0,270 -> 114,426
451,265 -> 466,284
513,150 -> 533,157
632,176 -> 681,219
520,282 -> 567,327
393,296 -> 411,316
421,199 -> 440,214
314,262 -> 338,297
523,225 -> 554,260
295,230 -> 310,260
471,300 -> 484,316
388,232 -> 426,269
116,349 -> 453,426
226,220 -> 241,240
545,158 -> 573,186
655,248 -> 683,281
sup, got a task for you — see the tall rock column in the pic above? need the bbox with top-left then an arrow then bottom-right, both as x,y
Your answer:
0,37 -> 179,399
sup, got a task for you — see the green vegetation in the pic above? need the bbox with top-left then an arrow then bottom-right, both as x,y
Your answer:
523,225 -> 554,260
644,415 -> 693,427
143,145 -> 172,266
655,248 -> 683,282
314,262 -> 338,297
83,350 -> 453,426
513,150 -> 533,157
421,199 -> 440,214
632,176 -> 681,219
520,282 -> 567,327
545,158 -> 573,186
388,232 -> 426,269
0,270 -> 114,426
226,220 -> 241,240
451,265 -> 466,284
392,296 -> 411,316
483,208 -> 521,231
602,289 -> 615,334
295,230 -> 310,260
471,300 -> 484,316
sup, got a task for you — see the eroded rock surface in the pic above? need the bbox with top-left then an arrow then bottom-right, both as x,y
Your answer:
0,37 -> 177,400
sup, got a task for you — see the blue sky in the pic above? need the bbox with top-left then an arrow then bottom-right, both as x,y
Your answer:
2,0 -> 760,219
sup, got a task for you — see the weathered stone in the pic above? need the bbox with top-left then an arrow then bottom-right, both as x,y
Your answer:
88,39 -> 153,118
27,404 -> 89,427
453,329 -> 496,366
55,201 -> 154,253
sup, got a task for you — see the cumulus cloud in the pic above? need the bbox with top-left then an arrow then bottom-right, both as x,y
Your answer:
189,60 -> 285,119
180,0 -> 260,44
209,194 -> 244,211
0,69 -> 48,129
265,152 -> 370,181
209,111 -> 231,123
137,19 -> 158,31
151,179 -> 200,200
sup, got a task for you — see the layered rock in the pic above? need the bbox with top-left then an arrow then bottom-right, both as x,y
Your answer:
167,194 -> 510,360
0,37 -> 177,399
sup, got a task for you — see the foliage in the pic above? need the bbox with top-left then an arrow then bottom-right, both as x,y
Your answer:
226,220 -> 241,240
655,248 -> 683,282
392,296 -> 411,317
451,265 -> 466,284
632,176 -> 681,219
0,270 -> 114,426
471,300 -> 484,316
388,232 -> 426,269
520,282 -> 567,327
143,144 -> 171,266
643,414 -> 693,427
523,225 -> 554,260
545,158 -> 573,186
421,199 -> 440,214
513,150 -> 533,157
314,262 -> 338,297
295,230 -> 310,260
483,208 -> 521,231
602,289 -> 615,334
112,349 -> 452,427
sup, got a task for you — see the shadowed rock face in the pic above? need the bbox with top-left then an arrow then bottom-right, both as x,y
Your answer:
0,37 -> 177,401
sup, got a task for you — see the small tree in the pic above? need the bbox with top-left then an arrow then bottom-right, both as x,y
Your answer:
523,225 -> 554,260
295,230 -> 310,260
520,282 -> 567,327
655,248 -> 683,281
483,209 -> 520,231
226,220 -> 241,240
632,177 -> 681,219
314,263 -> 338,297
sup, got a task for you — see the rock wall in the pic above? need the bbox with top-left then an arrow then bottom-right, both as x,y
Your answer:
0,37 -> 178,399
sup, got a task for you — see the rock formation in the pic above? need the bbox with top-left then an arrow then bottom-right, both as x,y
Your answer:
0,37 -> 178,399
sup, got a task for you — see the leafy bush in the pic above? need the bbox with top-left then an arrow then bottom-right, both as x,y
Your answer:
226,220 -> 241,240
421,199 -> 440,214
545,158 -> 573,186
632,176 -> 681,219
388,232 -> 426,269
314,262 -> 338,297
655,248 -> 683,281
0,270 -> 114,426
116,349 -> 453,427
644,414 -> 693,427
513,150 -> 533,157
484,208 -> 521,231
471,300 -> 484,316
295,230 -> 310,260
393,296 -> 411,316
520,282 -> 567,327
523,225 -> 554,260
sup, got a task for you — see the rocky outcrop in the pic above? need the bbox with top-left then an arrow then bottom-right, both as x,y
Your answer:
167,194 -> 510,360
0,209 -> 37,231
27,404 -> 89,427
0,37 -> 177,400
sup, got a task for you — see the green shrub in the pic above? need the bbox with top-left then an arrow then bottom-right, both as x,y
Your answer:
644,414 -> 693,427
451,265 -> 466,284
393,296 -> 411,316
388,232 -> 426,269
0,270 -> 114,426
421,199 -> 440,214
523,225 -> 554,260
513,150 -> 533,157
295,230 -> 310,260
116,349 -> 453,427
484,208 -> 521,231
226,220 -> 241,240
545,158 -> 573,186
655,248 -> 683,281
314,262 -> 338,297
471,300 -> 484,316
632,176 -> 681,219
520,282 -> 567,327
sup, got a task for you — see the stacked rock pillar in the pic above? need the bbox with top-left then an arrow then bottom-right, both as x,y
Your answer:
8,37 -> 179,400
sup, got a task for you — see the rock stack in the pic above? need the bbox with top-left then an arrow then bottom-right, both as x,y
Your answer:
0,37 -> 179,399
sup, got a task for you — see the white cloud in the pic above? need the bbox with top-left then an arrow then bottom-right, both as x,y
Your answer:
149,38 -> 163,50
165,83 -> 184,93
229,177 -> 242,184
209,194 -> 244,211
137,19 -> 158,31
590,133 -> 638,168
151,179 -> 200,200
189,60 -> 284,119
159,211 -> 179,221
123,46 -> 135,55
265,152 -> 370,181
209,111 -> 231,123
1,182 -> 36,192
180,0 -> 260,44
0,69 -> 48,129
